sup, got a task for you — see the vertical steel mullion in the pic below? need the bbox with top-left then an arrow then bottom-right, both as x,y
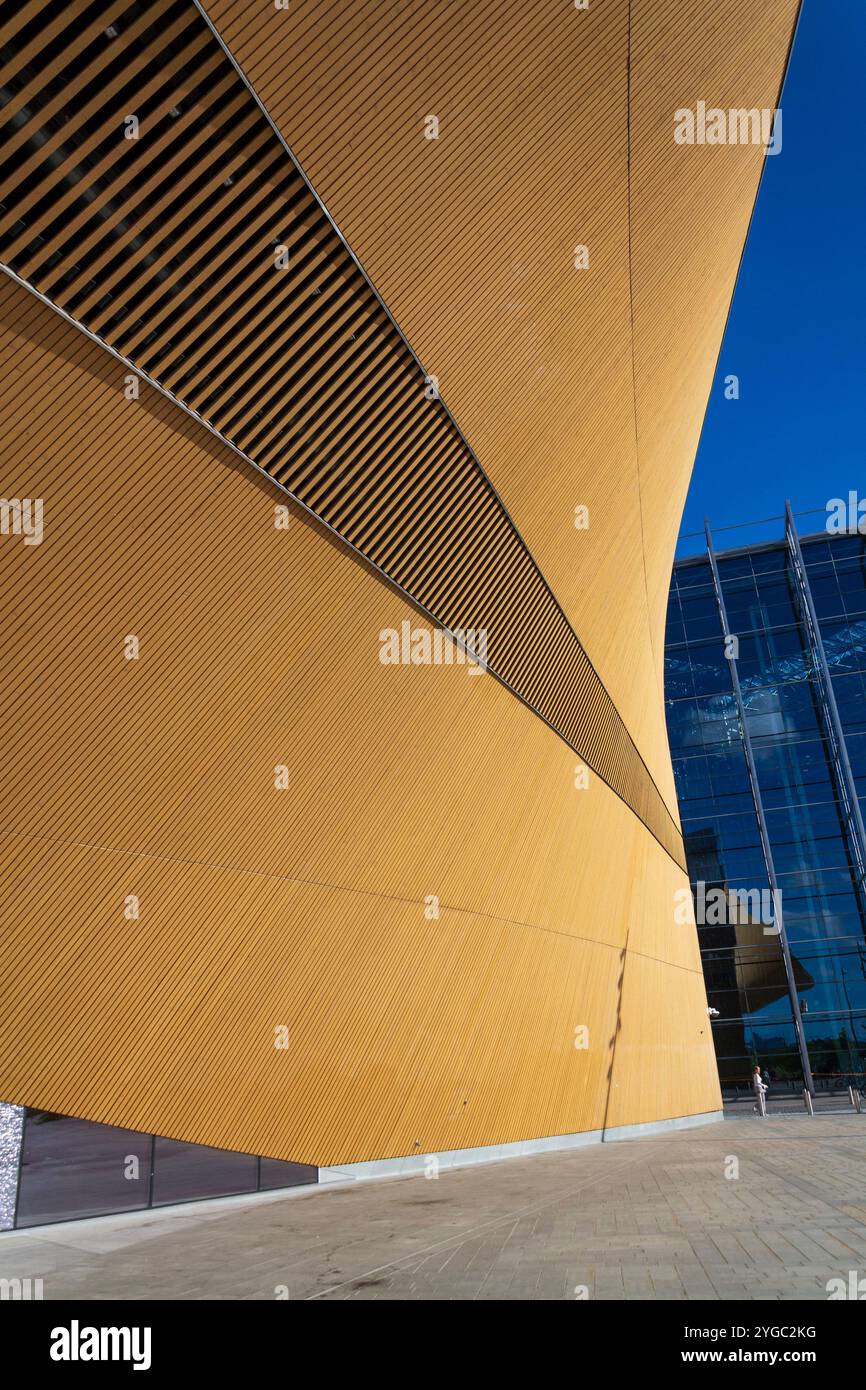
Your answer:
785,500 -> 866,895
704,518 -> 814,1094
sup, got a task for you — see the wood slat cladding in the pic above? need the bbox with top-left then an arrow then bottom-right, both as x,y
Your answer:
0,0 -> 685,868
629,0 -> 801,676
0,274 -> 720,1165
202,0 -> 800,826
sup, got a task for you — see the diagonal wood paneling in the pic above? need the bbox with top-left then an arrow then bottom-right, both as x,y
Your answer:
0,0 -> 684,867
630,0 -> 801,680
201,0 -> 800,823
0,0 -> 796,1167
0,274 -> 718,1164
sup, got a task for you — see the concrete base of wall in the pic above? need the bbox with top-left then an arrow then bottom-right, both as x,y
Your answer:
318,1109 -> 725,1185
0,1110 -> 726,1236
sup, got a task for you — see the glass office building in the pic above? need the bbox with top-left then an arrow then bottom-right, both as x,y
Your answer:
665,511 -> 866,1091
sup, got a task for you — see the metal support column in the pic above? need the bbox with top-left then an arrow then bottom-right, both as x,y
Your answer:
704,519 -> 814,1093
785,500 -> 866,901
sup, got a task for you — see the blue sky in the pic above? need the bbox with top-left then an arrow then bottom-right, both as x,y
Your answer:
677,0 -> 865,558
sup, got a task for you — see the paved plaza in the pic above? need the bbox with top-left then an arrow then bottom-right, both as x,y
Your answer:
2,1115 -> 864,1300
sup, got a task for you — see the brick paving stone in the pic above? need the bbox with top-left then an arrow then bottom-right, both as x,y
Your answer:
1,1114 -> 863,1300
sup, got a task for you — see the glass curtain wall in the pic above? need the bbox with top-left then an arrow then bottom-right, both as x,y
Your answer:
665,532 -> 866,1091
9,1108 -> 316,1229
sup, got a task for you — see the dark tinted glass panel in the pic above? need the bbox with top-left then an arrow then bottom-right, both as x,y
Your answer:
151,1137 -> 257,1206
689,641 -> 731,696
802,1021 -> 866,1082
259,1157 -> 317,1191
16,1112 -> 151,1227
824,621 -> 866,674
833,536 -> 866,559
802,539 -> 832,566
799,975 -> 866,1015
664,652 -> 693,699
675,562 -> 712,587
717,555 -> 754,580
750,549 -> 787,575
828,530 -> 866,558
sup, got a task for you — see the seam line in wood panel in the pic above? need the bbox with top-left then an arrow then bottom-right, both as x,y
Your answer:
0,826 -> 702,973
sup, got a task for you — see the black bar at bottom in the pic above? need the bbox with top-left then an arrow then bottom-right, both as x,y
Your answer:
4,1296 -> 861,1374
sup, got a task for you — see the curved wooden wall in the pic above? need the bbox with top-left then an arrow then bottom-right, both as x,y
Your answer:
0,0 -> 682,865
203,0 -> 799,818
0,0 -> 797,1163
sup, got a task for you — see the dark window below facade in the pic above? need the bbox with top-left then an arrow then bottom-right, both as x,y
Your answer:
11,1109 -> 316,1230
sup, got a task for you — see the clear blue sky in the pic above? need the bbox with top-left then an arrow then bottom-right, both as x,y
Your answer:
677,0 -> 865,559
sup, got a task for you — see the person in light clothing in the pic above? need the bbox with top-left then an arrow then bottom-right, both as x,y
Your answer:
752,1064 -> 768,1114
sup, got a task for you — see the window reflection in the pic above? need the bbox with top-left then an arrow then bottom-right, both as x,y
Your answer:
13,1110 -> 316,1229
151,1137 -> 257,1206
16,1112 -> 150,1228
667,535 -> 866,1089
